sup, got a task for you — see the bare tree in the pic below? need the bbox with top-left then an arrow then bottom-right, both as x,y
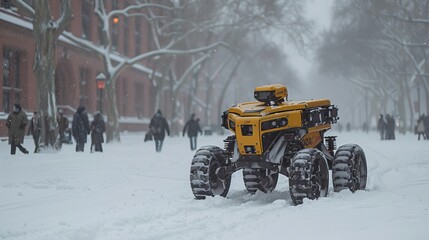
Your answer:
14,0 -> 72,149
171,0 -> 312,129
317,0 -> 429,131
62,0 -> 225,141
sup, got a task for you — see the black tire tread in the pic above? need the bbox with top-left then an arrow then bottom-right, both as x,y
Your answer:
332,144 -> 367,193
289,148 -> 328,205
190,145 -> 230,199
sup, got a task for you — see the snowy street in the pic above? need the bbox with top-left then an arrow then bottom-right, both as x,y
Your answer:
1,131 -> 429,240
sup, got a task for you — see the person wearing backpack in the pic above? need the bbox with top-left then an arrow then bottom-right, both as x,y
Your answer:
149,110 -> 170,152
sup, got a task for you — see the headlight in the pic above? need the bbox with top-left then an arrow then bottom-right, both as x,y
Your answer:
261,118 -> 288,131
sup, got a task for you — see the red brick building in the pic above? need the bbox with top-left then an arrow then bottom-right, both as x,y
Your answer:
0,0 -> 155,136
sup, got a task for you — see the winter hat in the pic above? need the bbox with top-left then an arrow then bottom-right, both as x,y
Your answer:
95,112 -> 103,120
77,106 -> 85,114
156,109 -> 162,117
14,103 -> 22,112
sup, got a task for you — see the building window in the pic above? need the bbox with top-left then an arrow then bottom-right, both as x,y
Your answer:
2,48 -> 22,113
97,19 -> 103,44
23,0 -> 33,7
112,0 -> 119,10
1,0 -> 12,9
135,82 -> 144,119
112,21 -> 119,50
122,80 -> 128,116
110,0 -> 120,50
81,0 -> 91,39
135,17 -> 142,55
2,51 -> 10,87
123,18 -> 129,55
79,67 -> 89,107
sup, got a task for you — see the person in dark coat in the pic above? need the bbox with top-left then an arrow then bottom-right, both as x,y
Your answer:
149,110 -> 170,152
72,106 -> 90,152
377,114 -> 386,140
90,112 -> 106,152
57,111 -> 69,146
385,114 -> 396,140
416,115 -> 426,140
6,103 -> 29,155
425,115 -> 429,141
28,111 -> 42,153
182,114 -> 202,150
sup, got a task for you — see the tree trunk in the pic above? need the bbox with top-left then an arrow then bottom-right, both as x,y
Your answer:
404,80 -> 414,132
186,70 -> 200,119
205,78 -> 213,126
170,87 -> 181,136
34,41 -> 59,148
31,0 -> 69,149
397,79 -> 407,134
105,80 -> 120,142
421,80 -> 429,116
217,58 -> 242,129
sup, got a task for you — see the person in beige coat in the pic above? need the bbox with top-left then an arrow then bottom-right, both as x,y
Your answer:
6,103 -> 29,155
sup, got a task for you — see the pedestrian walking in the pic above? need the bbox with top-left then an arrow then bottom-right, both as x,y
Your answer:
28,111 -> 42,153
377,114 -> 386,140
90,112 -> 106,152
6,103 -> 29,155
346,122 -> 351,132
385,114 -> 396,140
416,115 -> 426,140
182,113 -> 202,150
423,114 -> 429,140
149,110 -> 170,152
72,106 -> 90,152
57,110 -> 70,147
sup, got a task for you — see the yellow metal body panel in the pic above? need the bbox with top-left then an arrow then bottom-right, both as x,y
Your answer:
228,110 -> 305,155
301,126 -> 327,148
228,99 -> 331,117
229,115 -> 262,155
254,84 -> 285,92
254,84 -> 288,100
227,98 -> 332,156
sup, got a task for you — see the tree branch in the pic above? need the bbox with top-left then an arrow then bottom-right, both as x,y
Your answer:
13,0 -> 35,17
55,0 -> 72,38
380,13 -> 429,24
126,41 -> 228,66
173,54 -> 211,91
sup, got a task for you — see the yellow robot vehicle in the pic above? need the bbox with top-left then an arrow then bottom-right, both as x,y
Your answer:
190,84 -> 367,204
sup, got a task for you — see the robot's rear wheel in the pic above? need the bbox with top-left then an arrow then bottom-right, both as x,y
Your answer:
243,168 -> 279,194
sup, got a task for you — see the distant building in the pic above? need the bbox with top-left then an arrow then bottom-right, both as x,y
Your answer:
0,1 -> 153,136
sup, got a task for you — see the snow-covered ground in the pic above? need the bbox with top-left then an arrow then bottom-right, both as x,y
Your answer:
1,131 -> 429,240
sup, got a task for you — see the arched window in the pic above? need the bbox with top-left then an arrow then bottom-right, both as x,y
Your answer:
81,0 -> 92,39
2,48 -> 22,113
79,67 -> 90,107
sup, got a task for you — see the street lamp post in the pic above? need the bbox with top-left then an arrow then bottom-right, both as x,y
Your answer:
96,73 -> 106,113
